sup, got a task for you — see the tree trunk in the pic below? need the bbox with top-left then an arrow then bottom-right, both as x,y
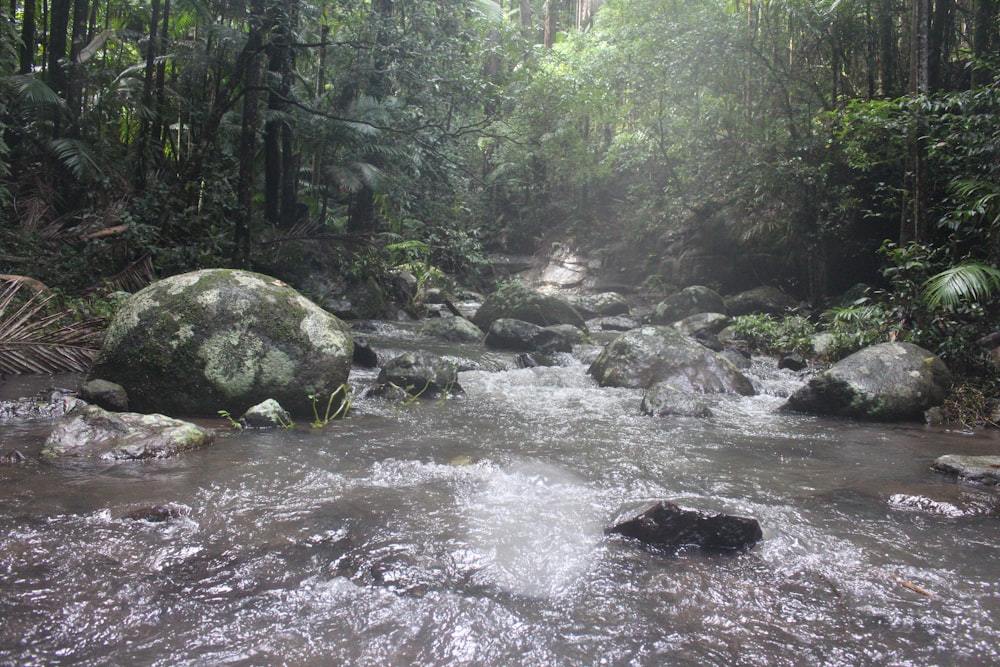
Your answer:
134,0 -> 161,190
927,0 -> 953,91
19,0 -> 37,74
543,0 -> 556,48
47,0 -> 72,96
971,0 -> 997,89
877,0 -> 896,96
904,0 -> 930,244
150,0 -> 170,148
67,0 -> 88,114
234,27 -> 266,269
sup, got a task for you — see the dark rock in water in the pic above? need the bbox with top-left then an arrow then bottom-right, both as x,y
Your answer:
41,405 -> 214,460
0,388 -> 81,423
515,352 -> 556,368
125,505 -> 184,522
352,337 -> 380,368
782,342 -> 951,421
932,455 -> 1000,486
79,379 -> 129,412
485,318 -> 571,353
607,501 -> 762,553
376,352 -> 463,399
777,353 -> 807,371
0,449 -> 27,466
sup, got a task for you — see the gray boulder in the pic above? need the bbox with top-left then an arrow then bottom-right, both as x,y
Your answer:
472,281 -> 585,331
419,316 -> 484,343
641,382 -> 713,418
240,399 -> 292,428
79,379 -> 128,412
41,405 -> 213,460
376,352 -> 463,399
932,455 -> 1000,486
724,286 -> 798,316
571,292 -> 630,319
782,342 -> 951,421
588,326 -> 755,395
672,312 -> 731,338
88,269 -> 354,417
0,389 -> 80,423
484,318 -> 571,353
651,286 -> 727,325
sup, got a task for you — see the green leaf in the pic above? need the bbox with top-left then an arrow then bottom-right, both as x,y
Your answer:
923,263 -> 1000,308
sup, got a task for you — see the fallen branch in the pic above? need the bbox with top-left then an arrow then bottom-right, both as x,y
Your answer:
873,568 -> 937,600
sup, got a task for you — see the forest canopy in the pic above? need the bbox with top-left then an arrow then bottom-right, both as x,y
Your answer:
1,0 -> 998,305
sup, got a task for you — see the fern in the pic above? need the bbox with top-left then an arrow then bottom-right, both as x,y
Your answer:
922,262 -> 1000,309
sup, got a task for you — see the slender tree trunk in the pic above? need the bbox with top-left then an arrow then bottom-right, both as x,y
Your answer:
877,0 -> 896,96
970,0 -> 997,89
904,0 -> 930,244
67,0 -> 88,115
234,25 -> 266,268
19,0 -> 37,74
927,0 -> 953,91
519,0 -> 531,32
151,0 -> 170,149
543,0 -> 555,48
134,0 -> 161,189
47,0 -> 72,96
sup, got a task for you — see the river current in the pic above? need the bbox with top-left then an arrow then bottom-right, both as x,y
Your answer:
1,322 -> 999,666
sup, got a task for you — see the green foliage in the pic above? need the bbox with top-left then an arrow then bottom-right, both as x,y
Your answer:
729,313 -> 817,357
308,385 -> 352,428
819,299 -> 895,360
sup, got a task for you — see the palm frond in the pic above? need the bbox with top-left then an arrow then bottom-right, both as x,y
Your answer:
49,138 -> 105,182
923,262 -> 1000,309
0,279 -> 102,375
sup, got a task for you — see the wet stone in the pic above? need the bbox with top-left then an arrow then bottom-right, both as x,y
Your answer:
932,455 -> 1000,486
607,501 -> 762,553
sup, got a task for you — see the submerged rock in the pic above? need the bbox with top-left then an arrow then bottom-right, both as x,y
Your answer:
932,455 -> 1000,486
0,389 -> 80,423
88,269 -> 354,417
589,326 -> 755,395
607,502 -> 762,552
41,405 -> 213,460
782,342 -> 951,421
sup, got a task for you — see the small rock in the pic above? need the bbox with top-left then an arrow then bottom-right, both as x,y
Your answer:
352,337 -> 380,368
607,501 -> 762,553
125,505 -> 184,522
777,353 -> 807,371
240,398 -> 293,428
640,382 -> 713,418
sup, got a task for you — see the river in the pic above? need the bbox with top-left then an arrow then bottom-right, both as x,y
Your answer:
1,322 -> 999,666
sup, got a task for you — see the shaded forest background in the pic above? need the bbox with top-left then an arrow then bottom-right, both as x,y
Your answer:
2,0 -> 1000,387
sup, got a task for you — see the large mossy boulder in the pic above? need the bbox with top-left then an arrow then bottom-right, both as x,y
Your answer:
472,281 -> 586,331
41,405 -> 213,460
588,326 -> 755,395
88,269 -> 354,416
782,342 -> 951,421
651,285 -> 728,325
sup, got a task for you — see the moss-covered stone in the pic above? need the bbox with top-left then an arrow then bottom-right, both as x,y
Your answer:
471,281 -> 586,331
88,269 -> 353,416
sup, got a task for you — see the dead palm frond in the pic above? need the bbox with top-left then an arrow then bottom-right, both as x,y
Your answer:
0,278 -> 103,375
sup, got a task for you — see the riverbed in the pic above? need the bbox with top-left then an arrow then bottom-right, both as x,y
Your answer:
2,323 -> 999,666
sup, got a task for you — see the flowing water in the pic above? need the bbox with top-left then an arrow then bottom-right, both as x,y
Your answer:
2,323 -> 999,666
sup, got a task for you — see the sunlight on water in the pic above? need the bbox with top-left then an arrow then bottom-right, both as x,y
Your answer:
459,460 -> 604,597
